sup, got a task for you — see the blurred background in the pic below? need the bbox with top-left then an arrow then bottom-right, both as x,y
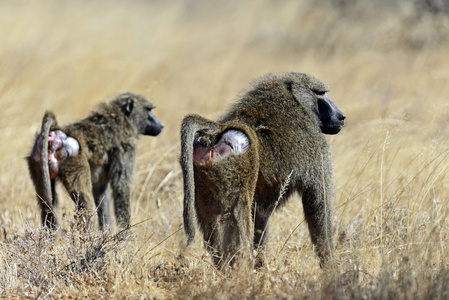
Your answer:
1,0 -> 449,296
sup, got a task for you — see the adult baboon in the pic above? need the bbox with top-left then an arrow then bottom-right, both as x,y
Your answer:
28,93 -> 164,229
181,72 -> 345,268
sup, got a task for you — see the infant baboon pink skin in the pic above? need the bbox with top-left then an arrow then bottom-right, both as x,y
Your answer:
32,129 -> 79,179
27,93 -> 164,229
181,72 -> 345,268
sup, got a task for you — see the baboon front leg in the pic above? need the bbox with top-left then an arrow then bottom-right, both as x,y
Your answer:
27,158 -> 59,229
253,209 -> 270,268
253,210 -> 270,249
93,184 -> 111,230
302,188 -> 334,266
110,149 -> 136,228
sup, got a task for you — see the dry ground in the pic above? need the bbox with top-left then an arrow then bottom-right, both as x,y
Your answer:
1,0 -> 449,298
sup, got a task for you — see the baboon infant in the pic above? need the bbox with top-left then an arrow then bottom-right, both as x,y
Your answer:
28,93 -> 163,229
181,72 -> 345,268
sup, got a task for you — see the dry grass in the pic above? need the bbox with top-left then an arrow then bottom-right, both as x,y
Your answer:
1,0 -> 449,298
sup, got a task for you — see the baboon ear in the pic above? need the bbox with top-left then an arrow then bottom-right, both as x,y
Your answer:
121,98 -> 134,116
284,81 -> 293,92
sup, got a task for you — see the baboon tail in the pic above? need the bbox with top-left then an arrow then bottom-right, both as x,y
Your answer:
180,114 -> 221,245
40,111 -> 57,209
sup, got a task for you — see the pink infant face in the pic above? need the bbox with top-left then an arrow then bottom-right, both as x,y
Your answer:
193,130 -> 249,165
31,130 -> 79,179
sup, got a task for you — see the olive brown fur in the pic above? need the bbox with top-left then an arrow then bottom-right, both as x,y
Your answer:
27,93 -> 164,229
181,115 -> 260,267
181,72 -> 345,268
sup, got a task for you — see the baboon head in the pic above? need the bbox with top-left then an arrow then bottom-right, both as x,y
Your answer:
113,92 -> 164,136
283,73 -> 346,135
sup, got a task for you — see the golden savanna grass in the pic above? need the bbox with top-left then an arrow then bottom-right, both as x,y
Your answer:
1,0 -> 449,298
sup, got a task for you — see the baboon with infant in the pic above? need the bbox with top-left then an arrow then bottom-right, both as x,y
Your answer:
181,72 -> 345,268
28,93 -> 163,229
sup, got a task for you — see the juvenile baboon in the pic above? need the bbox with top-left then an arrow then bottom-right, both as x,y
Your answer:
181,72 -> 345,268
28,93 -> 164,229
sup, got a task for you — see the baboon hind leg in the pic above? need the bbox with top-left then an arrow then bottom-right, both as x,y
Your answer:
221,200 -> 253,267
59,154 -> 95,225
197,211 -> 222,267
